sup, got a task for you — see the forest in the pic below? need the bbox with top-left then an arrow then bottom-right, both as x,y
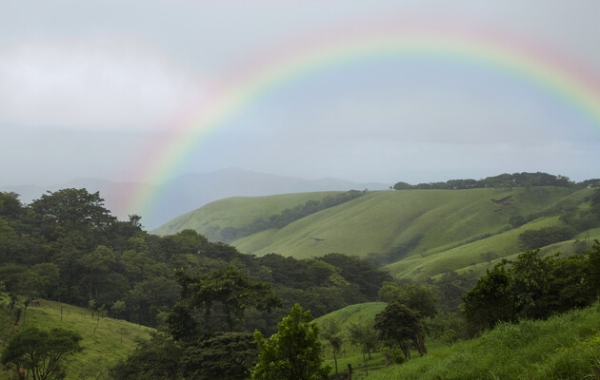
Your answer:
393,172 -> 600,190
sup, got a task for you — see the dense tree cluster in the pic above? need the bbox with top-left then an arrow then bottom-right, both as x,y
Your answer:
0,189 -> 389,332
393,172 -> 599,191
462,242 -> 600,332
518,226 -> 578,250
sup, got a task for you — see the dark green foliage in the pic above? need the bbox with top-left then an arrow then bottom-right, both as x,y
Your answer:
431,270 -> 476,313
558,190 -> 600,232
392,181 -> 412,190
0,264 -> 37,299
462,264 -> 516,331
374,300 -> 425,358
375,235 -> 423,266
0,186 -> 391,336
462,243 -> 600,332
252,304 -> 330,380
109,333 -> 182,380
320,253 -> 392,300
253,253 -> 391,327
181,332 -> 258,380
0,192 -> 23,220
30,189 -> 117,247
591,188 -> 600,206
1,327 -> 83,380
119,266 -> 282,380
375,283 -> 437,357
508,214 -> 526,228
171,265 -> 282,333
518,226 -> 577,250
585,240 -> 600,295
393,172 -> 577,191
165,303 -> 199,342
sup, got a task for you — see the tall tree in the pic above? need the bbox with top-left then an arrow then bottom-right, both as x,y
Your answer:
347,322 -> 379,360
320,320 -> 343,374
1,327 -> 83,380
30,188 -> 116,248
252,304 -> 330,380
171,266 -> 282,334
462,263 -> 516,332
374,300 -> 424,358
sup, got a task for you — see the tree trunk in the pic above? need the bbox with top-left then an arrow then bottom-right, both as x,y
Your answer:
333,350 -> 338,374
416,334 -> 427,357
400,341 -> 411,359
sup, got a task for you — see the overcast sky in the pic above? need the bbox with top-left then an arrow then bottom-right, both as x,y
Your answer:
1,0 -> 600,187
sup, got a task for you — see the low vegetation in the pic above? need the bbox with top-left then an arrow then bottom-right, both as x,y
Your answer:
358,305 -> 600,380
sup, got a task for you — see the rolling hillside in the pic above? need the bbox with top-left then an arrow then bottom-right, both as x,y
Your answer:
155,186 -> 600,281
152,191 -> 339,238
0,298 -> 153,380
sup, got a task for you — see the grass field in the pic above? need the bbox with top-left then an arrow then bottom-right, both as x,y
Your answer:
0,299 -> 153,380
352,304 -> 600,380
313,301 -> 600,380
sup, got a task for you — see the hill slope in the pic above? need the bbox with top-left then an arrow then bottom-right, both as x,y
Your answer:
366,304 -> 600,380
152,191 -> 347,238
156,186 -> 600,281
0,299 -> 153,380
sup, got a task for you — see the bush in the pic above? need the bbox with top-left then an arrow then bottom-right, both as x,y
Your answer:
518,226 -> 577,250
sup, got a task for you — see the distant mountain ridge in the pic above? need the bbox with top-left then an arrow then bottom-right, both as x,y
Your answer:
0,168 -> 389,229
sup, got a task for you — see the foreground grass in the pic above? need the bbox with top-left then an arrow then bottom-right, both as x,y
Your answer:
361,305 -> 600,380
1,300 -> 153,380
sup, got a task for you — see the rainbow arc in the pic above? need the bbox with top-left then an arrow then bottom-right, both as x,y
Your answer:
120,23 -> 600,219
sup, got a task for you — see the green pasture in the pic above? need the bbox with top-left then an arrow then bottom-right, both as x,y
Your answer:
0,300 -> 153,380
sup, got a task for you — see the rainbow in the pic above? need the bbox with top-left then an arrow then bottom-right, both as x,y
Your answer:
120,21 -> 600,223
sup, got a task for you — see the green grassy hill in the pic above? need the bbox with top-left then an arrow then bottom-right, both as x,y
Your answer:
0,298 -> 153,380
155,187 -> 599,281
152,192 -> 337,240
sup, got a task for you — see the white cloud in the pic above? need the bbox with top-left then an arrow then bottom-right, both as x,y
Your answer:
0,36 -> 208,129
